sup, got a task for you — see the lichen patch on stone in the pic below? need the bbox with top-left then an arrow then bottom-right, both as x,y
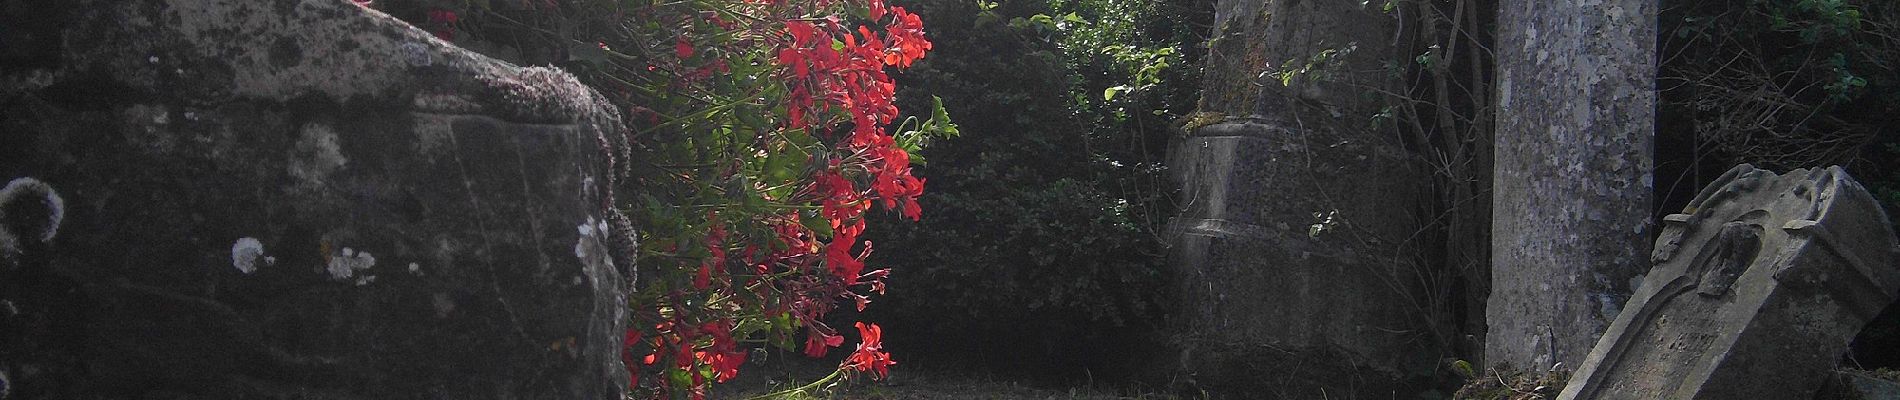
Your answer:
574,217 -> 599,260
326,246 -> 377,281
572,216 -> 616,280
231,237 -> 266,273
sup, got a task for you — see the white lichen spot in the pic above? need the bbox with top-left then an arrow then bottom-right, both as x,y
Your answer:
231,237 -> 266,274
573,216 -> 616,272
326,246 -> 378,281
355,275 -> 377,286
575,217 -> 598,260
408,262 -> 421,275
577,219 -> 596,236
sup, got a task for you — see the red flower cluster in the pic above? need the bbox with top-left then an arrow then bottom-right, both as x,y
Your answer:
776,0 -> 932,287
883,7 -> 931,68
613,0 -> 932,396
768,0 -> 927,369
695,320 -> 747,383
845,322 -> 895,379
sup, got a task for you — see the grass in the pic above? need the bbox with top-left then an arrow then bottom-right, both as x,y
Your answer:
713,350 -> 1183,400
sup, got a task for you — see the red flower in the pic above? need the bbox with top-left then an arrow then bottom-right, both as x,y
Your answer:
804,327 -> 845,358
676,37 -> 696,59
883,7 -> 932,67
425,9 -> 459,41
621,328 -> 644,388
696,222 -> 727,290
868,0 -> 888,20
697,321 -> 747,382
845,322 -> 895,379
427,9 -> 459,24
826,237 -> 864,284
694,264 -> 712,289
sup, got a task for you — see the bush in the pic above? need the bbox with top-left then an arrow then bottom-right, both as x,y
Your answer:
860,0 -> 1203,383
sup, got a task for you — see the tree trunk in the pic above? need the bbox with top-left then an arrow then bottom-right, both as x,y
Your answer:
1486,0 -> 1656,372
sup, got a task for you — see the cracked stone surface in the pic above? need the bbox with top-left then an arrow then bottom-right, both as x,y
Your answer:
0,0 -> 631,398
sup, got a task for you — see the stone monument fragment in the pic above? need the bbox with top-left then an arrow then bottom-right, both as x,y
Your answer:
1167,0 -> 1439,397
1558,165 -> 1900,400
1,0 -> 632,398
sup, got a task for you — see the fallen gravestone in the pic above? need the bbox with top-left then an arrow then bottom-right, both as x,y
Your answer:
1,0 -> 633,398
1558,165 -> 1900,400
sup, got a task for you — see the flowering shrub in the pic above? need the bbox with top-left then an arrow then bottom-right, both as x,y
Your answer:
356,0 -> 953,398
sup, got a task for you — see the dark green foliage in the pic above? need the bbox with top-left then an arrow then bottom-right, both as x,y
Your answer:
1658,0 -> 1900,217
860,0 -> 1204,383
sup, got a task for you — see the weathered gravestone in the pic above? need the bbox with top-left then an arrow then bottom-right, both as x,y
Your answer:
0,0 -> 634,398
1558,165 -> 1900,400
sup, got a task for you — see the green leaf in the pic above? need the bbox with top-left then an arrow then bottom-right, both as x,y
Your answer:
667,368 -> 691,390
1103,86 -> 1121,101
926,95 -> 960,138
763,150 -> 801,186
803,213 -> 834,238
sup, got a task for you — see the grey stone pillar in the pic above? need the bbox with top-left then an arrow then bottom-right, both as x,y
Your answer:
1486,0 -> 1657,372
